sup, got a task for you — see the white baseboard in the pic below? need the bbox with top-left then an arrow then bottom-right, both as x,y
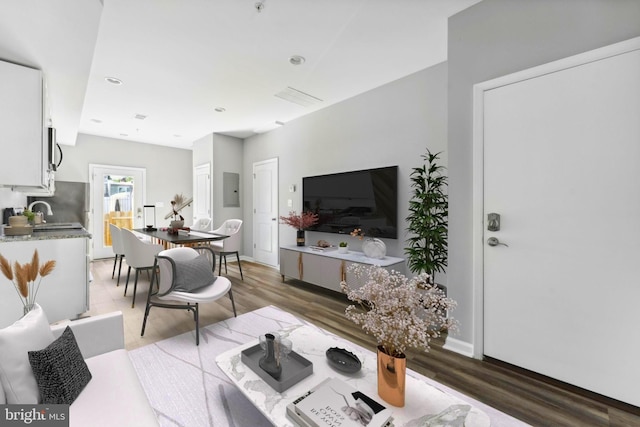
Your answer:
443,336 -> 475,358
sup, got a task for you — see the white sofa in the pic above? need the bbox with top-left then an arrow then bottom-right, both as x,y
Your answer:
0,311 -> 159,427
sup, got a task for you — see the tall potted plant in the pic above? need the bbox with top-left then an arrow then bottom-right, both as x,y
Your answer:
405,149 -> 448,282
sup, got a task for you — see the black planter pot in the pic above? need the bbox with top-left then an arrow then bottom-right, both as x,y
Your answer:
296,230 -> 305,246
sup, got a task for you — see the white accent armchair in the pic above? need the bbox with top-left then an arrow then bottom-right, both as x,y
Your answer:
141,246 -> 236,345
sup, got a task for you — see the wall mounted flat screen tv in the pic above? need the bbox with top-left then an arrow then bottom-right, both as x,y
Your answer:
302,166 -> 398,239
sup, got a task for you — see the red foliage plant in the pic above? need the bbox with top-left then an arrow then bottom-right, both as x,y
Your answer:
279,211 -> 319,230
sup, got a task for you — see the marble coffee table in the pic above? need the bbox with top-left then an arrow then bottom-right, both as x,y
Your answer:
216,323 -> 490,427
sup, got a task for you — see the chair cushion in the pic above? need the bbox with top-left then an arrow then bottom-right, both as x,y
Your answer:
0,303 -> 55,404
160,276 -> 232,303
72,349 -> 159,426
173,254 -> 216,292
28,326 -> 92,404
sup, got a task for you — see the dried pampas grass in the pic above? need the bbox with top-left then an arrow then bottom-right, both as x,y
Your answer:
0,249 -> 56,311
0,254 -> 13,281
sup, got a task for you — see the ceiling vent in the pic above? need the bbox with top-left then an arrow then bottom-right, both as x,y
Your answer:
274,87 -> 323,108
134,114 -> 147,120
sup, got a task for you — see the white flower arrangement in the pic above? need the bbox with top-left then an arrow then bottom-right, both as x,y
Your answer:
340,264 -> 457,357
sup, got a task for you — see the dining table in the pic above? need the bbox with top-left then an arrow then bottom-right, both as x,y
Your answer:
133,228 -> 228,249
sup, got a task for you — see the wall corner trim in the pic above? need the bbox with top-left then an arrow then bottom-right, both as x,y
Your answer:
443,337 -> 475,358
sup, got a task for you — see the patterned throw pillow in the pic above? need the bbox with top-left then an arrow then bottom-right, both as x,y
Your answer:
28,326 -> 92,405
173,254 -> 216,292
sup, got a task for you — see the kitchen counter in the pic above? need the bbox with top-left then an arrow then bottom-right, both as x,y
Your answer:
0,222 -> 91,242
0,223 -> 91,327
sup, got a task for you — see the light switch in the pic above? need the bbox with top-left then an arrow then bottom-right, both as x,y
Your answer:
287,199 -> 292,207
156,202 -> 164,208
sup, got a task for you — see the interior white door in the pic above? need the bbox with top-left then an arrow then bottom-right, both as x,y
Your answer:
194,163 -> 211,225
253,158 -> 279,266
482,44 -> 640,406
90,165 -> 146,259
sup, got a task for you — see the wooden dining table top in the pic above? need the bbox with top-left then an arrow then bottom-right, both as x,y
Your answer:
133,228 -> 228,245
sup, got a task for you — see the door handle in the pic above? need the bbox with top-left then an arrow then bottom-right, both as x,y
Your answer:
487,237 -> 508,247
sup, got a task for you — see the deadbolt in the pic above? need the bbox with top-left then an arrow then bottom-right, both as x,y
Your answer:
487,213 -> 501,232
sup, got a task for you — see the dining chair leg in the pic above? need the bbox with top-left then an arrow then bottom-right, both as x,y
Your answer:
112,255 -> 118,279
117,255 -> 124,286
132,269 -> 140,308
124,266 -> 132,296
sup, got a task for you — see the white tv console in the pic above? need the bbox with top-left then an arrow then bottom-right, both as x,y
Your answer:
279,245 -> 405,293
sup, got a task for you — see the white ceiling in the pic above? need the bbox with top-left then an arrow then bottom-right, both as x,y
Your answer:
0,0 -> 480,149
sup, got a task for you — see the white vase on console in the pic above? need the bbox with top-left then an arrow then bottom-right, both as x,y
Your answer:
362,238 -> 386,259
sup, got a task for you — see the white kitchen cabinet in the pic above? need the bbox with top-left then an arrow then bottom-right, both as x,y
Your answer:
280,246 -> 405,293
0,236 -> 89,328
0,59 -> 52,192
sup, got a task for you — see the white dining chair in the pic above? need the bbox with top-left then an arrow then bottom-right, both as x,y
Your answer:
120,228 -> 163,308
108,223 -> 126,287
210,219 -> 243,280
191,217 -> 212,231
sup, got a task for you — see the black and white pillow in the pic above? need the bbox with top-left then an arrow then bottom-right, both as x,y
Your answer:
28,326 -> 92,405
172,254 -> 216,292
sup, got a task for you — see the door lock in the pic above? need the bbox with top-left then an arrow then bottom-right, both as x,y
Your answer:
487,237 -> 508,247
487,213 -> 501,232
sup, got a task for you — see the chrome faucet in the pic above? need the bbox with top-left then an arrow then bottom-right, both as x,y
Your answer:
28,201 -> 53,216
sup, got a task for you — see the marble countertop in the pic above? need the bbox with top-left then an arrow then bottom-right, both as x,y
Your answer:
281,245 -> 404,267
0,223 -> 91,242
216,324 -> 490,427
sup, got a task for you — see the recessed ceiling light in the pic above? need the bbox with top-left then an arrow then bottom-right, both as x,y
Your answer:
119,133 -> 128,137
105,76 -> 123,85
90,119 -> 102,123
289,55 -> 305,66
173,134 -> 182,138
214,107 -> 226,113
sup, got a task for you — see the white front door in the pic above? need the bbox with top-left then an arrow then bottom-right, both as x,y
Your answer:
194,163 -> 211,225
478,39 -> 640,406
253,158 -> 278,266
90,165 -> 146,259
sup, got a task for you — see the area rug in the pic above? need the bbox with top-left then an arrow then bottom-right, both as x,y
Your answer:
128,305 -> 529,427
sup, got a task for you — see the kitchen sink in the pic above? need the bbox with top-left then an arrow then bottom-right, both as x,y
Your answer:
33,223 -> 83,231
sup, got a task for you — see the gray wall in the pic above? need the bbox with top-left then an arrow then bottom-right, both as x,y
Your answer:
448,0 -> 640,345
56,133 -> 193,226
243,63 -> 448,275
193,133 -> 244,228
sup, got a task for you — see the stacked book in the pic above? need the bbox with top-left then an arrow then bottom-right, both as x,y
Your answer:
287,378 -> 394,427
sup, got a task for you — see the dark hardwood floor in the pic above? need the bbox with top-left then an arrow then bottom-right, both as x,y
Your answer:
89,258 -> 640,427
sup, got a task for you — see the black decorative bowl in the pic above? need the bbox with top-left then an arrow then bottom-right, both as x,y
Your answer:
326,347 -> 361,373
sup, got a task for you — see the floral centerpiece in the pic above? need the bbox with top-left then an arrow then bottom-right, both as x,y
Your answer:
340,264 -> 457,406
0,249 -> 56,315
279,210 -> 319,246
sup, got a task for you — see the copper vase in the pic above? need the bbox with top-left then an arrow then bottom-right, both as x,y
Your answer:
377,346 -> 406,407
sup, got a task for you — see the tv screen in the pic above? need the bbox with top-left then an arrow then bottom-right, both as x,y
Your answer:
302,166 -> 398,239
